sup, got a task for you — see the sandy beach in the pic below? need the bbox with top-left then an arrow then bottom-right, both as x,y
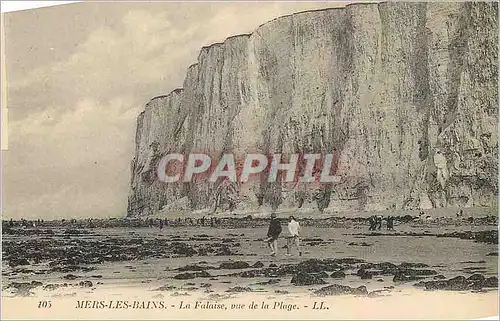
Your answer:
2,212 -> 498,320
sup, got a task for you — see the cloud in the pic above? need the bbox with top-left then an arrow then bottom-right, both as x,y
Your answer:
4,7 -> 212,219
4,97 -> 139,219
9,13 -> 174,108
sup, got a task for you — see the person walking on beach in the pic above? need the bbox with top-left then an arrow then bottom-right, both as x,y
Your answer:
286,216 -> 302,256
266,212 -> 282,257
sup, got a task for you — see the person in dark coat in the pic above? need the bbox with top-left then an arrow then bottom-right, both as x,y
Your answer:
266,212 -> 282,256
387,216 -> 394,230
368,216 -> 376,230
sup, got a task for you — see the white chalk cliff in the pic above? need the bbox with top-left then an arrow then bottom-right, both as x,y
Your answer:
128,2 -> 498,217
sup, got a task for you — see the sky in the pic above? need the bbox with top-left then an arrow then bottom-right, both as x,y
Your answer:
2,1 -> 348,220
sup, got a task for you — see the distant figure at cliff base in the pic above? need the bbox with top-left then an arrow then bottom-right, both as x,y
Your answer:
368,216 -> 377,231
387,216 -> 394,230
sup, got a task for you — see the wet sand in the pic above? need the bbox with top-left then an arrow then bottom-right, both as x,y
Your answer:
2,215 -> 498,319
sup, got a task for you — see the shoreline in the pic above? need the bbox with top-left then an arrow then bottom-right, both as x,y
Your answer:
3,205 -> 497,222
3,216 -> 498,320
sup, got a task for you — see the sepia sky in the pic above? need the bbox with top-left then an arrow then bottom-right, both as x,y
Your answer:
2,1 -> 349,219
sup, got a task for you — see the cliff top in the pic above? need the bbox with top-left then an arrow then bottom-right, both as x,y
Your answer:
145,2 -> 381,106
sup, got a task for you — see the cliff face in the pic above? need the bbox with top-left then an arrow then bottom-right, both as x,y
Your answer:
128,2 -> 498,217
